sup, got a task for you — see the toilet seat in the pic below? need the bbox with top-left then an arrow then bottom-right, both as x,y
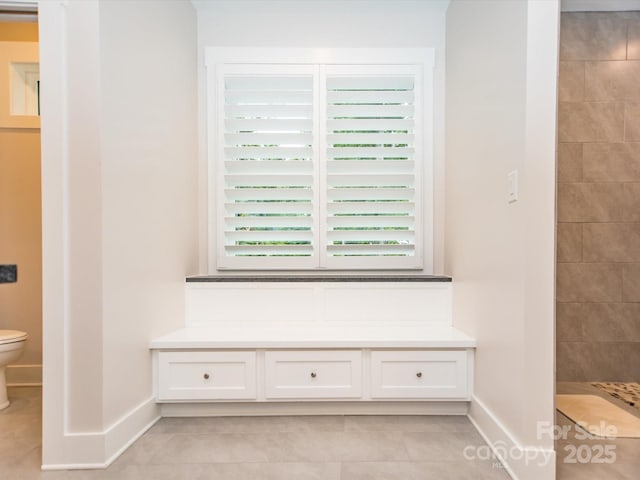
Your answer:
0,330 -> 27,345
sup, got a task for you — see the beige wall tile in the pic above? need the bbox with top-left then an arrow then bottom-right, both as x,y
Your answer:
588,343 -> 639,381
558,143 -> 583,182
627,19 -> 640,60
557,263 -> 622,302
557,12 -> 640,384
582,302 -> 640,342
556,303 -> 586,341
560,13 -> 627,61
622,263 -> 640,301
557,183 -> 624,222
557,341 -> 638,382
556,342 -> 593,382
624,103 -> 640,141
583,143 -> 640,181
557,223 -> 582,262
625,346 -> 640,380
583,223 -> 640,262
559,62 -> 585,102
585,61 -> 640,101
623,183 -> 640,221
626,343 -> 640,380
558,102 -> 624,142
620,304 -> 640,342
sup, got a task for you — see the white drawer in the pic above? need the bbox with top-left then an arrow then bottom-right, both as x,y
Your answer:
265,350 -> 362,399
370,350 -> 468,399
158,351 -> 256,401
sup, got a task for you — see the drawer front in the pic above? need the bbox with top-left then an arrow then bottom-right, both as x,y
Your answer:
265,350 -> 362,399
158,351 -> 256,400
371,350 -> 468,399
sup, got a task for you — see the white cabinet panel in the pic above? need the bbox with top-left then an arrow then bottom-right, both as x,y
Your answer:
323,284 -> 451,324
370,350 -> 468,399
265,350 -> 362,399
154,347 -> 473,403
184,282 -> 453,327
158,351 -> 256,401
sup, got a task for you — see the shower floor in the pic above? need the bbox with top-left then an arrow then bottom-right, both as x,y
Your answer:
591,382 -> 640,411
556,382 -> 640,479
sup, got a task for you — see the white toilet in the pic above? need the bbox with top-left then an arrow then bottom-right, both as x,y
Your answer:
0,330 -> 28,410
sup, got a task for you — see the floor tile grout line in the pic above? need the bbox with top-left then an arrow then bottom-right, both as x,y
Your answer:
2,387 -> 540,479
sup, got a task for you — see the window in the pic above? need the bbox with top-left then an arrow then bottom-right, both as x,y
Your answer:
206,49 -> 433,271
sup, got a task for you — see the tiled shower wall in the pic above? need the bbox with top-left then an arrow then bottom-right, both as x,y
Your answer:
557,12 -> 640,381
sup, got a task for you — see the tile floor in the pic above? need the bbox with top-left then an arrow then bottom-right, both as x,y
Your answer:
12,384 -> 640,479
12,383 -> 639,479
1,387 -> 511,480
556,382 -> 640,479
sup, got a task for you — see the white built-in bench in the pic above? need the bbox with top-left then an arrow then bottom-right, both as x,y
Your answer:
150,276 -> 476,416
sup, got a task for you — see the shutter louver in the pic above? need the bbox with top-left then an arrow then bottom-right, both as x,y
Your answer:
325,75 -> 418,262
222,73 -> 316,263
212,57 -> 426,271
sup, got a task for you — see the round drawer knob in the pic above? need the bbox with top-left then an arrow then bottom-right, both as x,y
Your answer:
203,373 -> 210,380
310,372 -> 317,378
416,372 -> 422,378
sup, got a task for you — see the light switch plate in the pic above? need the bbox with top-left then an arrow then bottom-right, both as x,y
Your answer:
507,170 -> 518,203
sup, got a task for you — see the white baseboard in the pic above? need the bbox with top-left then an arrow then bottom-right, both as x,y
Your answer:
6,364 -> 42,386
161,400 -> 470,417
42,462 -> 106,471
40,432 -> 106,470
468,395 -> 556,480
103,396 -> 160,464
41,396 -> 160,470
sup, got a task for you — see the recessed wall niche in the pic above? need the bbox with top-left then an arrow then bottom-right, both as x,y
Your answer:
10,62 -> 39,116
0,41 -> 39,128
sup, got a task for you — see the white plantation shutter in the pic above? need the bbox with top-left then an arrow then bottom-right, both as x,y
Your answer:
211,56 -> 427,270
217,65 -> 318,269
323,66 -> 422,269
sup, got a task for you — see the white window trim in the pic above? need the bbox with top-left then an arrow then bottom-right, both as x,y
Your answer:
205,47 -> 435,273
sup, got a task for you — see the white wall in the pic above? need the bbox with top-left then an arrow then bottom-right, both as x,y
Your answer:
40,0 -> 105,439
445,1 -> 558,479
99,0 -> 199,430
193,0 -> 449,275
34,0 -> 558,470
40,0 -> 198,467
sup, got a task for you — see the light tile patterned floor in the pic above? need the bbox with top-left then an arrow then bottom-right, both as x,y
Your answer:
590,382 -> 640,411
6,385 -> 638,479
556,382 -> 640,480
1,387 -> 511,480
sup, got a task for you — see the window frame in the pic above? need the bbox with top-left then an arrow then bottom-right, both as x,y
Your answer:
205,48 -> 435,272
